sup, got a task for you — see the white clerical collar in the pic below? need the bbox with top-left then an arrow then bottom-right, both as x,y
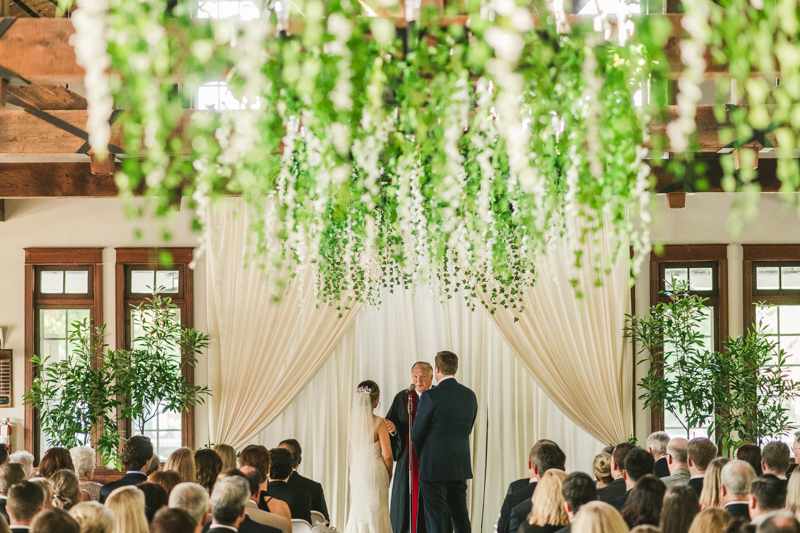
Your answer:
210,525 -> 238,532
416,389 -> 422,397
691,474 -> 705,479
778,475 -> 788,480
438,376 -> 454,383
725,500 -> 748,507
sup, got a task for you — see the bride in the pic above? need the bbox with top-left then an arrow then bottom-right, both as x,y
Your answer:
345,380 -> 394,533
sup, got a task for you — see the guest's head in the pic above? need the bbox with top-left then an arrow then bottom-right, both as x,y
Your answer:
737,445 -> 763,477
756,511 -> 800,533
528,469 -> 569,527
688,438 -> 717,477
168,482 -> 210,532
10,450 -> 35,479
749,474 -> 787,520
239,445 -> 270,490
209,476 -> 249,528
562,472 -> 597,521
69,447 -> 96,481
149,470 -> 183,496
39,448 -> 74,479
68,501 -> 113,533
647,432 -> 670,460
30,478 -> 54,510
410,362 -> 434,393
630,527 -> 660,533
194,449 -> 222,494
721,460 -> 757,506
699,456 -> 730,508
166,448 -> 196,484
611,443 -> 636,481
0,463 -> 27,496
8,480 -> 45,525
593,452 -> 614,487
659,485 -> 700,533
147,454 -> 161,476
528,440 -> 558,480
623,448 -> 656,490
0,443 -> 9,465
30,508 -> 79,533
212,445 -> 237,471
571,501 -> 629,533
150,507 -> 197,533
535,444 -> 566,481
761,442 -> 791,477
620,475 -> 666,528
687,508 -> 733,533
105,486 -> 148,533
137,482 -> 168,523
51,469 -> 81,510
786,467 -> 800,514
239,466 -> 262,500
434,350 -> 459,379
724,517 -> 755,533
269,448 -> 294,482
356,380 -> 381,408
278,439 -> 302,469
120,436 -> 153,473
666,438 -> 689,473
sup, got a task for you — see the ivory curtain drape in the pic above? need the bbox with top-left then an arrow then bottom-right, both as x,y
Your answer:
205,199 -> 360,448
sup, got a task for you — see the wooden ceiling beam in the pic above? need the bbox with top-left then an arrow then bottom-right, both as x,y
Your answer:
648,157 -> 788,193
0,163 -> 123,197
6,85 -> 88,111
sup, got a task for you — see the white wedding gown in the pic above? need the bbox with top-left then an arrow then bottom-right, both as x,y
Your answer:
344,397 -> 391,533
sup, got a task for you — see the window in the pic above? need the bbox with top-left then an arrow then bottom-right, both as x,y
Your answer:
115,248 -> 196,460
744,245 -> 800,454
24,249 -> 103,461
649,245 -> 729,438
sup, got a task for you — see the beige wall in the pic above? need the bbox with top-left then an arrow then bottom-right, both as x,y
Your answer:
0,198 -> 210,452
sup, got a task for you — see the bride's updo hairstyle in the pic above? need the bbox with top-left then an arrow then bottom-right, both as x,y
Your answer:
357,380 -> 380,406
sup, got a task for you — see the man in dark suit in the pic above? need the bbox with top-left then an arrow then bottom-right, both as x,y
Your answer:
99,435 -> 153,504
598,443 -> 635,503
609,448 -> 655,510
503,439 -> 558,501
278,438 -> 329,522
646,432 -> 671,479
556,472 -> 597,533
721,460 -> 757,518
749,474 -> 787,524
261,448 -> 311,523
208,476 -> 279,533
169,481 -> 211,533
504,444 -> 566,533
7,481 -> 44,532
0,464 -> 26,524
762,442 -> 792,487
411,351 -> 478,533
687,437 -> 717,496
151,508 -> 198,533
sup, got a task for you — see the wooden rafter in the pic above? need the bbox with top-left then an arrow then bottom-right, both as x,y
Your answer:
0,163 -> 122,197
649,157 -> 787,193
6,84 -> 87,110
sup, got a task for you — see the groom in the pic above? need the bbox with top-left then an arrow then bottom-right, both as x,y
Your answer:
411,351 -> 478,533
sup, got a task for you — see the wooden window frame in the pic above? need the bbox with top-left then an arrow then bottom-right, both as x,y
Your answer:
649,245 -> 729,432
743,245 -> 800,330
114,248 -> 195,451
24,248 -> 103,463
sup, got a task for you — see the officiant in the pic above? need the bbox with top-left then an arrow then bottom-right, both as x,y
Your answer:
385,362 -> 433,533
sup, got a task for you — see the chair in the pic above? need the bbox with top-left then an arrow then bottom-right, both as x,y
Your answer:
292,519 -> 314,533
310,511 -> 327,526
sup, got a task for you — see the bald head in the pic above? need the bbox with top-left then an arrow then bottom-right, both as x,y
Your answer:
667,438 -> 689,472
721,460 -> 756,504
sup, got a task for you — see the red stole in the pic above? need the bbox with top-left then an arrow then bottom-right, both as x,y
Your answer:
409,390 -> 421,533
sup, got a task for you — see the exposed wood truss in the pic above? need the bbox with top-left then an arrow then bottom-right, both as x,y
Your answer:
6,84 -> 87,110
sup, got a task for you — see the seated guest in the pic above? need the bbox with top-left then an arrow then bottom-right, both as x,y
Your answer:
29,479 -> 53,511
136,482 -> 168,523
239,449 -> 291,524
660,485 -> 700,533
598,443 -> 636,504
69,447 -> 101,501
278,439 -> 329,522
168,483 -> 210,533
30,508 -> 79,533
68,501 -> 113,533
687,508 -> 733,533
51,470 -> 87,510
149,470 -> 183,497
105,486 -> 148,533
787,469 -> 800,516
213,445 -> 238,472
570,501 -> 629,533
500,442 -> 565,533
761,443 -> 791,482
507,444 -> 567,533
593,453 -> 614,489
507,441 -> 558,496
262,448 -> 311,523
520,470 -> 569,533
721,460 -> 757,518
611,448 -> 656,510
663,439 -> 691,488
556,472 -> 597,533
0,464 -> 27,522
620,476 -> 666,528
38,448 -> 74,480
647,432 -> 672,479
216,469 -> 282,533
700,457 -> 731,509
737,445 -> 764,477
688,438 -> 718,496
98,436 -> 153,504
8,481 -> 45,532
210,477 -> 276,533
166,448 -> 196,484
150,508 -> 197,533
724,518 -> 754,533
749,475 -> 787,525
755,511 -> 800,532
240,466 -> 291,533
629,527 -> 660,533
9,452 -> 35,480
194,450 -> 223,495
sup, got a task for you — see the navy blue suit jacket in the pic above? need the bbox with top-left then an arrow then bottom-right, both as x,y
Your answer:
410,377 -> 478,482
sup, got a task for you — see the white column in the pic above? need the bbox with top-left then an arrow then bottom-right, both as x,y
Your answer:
634,264 -> 651,441
728,244 -> 744,339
